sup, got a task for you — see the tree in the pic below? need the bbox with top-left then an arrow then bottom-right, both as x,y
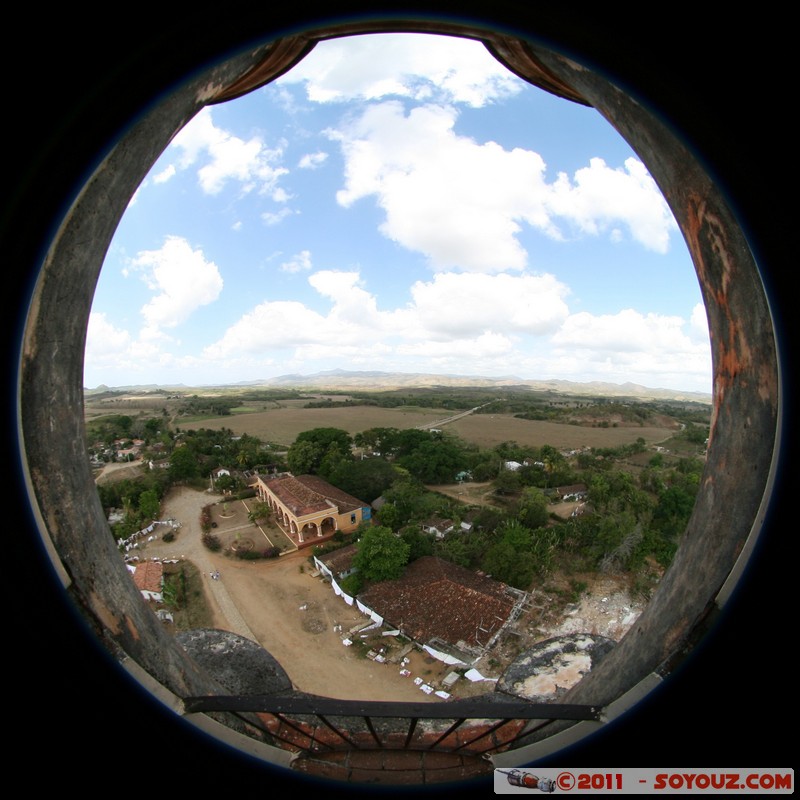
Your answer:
287,427 -> 353,475
296,427 -> 353,452
376,502 -> 402,531
137,489 -> 160,523
434,535 -> 471,568
471,459 -> 499,482
493,468 -> 521,495
317,443 -> 350,483
394,435 -> 466,483
326,458 -> 399,504
248,501 -> 272,525
480,520 -> 557,587
215,474 -> 236,493
652,485 -> 696,539
168,445 -> 199,481
471,507 -> 506,533
286,440 -> 321,475
482,539 -> 536,589
399,526 -> 434,561
516,486 -> 549,529
352,526 -> 410,583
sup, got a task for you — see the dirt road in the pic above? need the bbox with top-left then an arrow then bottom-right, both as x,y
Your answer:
134,485 -> 644,703
139,486 -> 449,702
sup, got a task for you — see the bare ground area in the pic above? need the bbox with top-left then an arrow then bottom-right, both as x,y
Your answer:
190,405 -> 449,446
130,486 -> 647,703
447,413 -> 677,450
94,459 -> 147,484
427,482 -> 587,522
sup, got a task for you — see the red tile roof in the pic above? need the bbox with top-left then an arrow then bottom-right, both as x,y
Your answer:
358,556 -> 517,649
133,561 -> 163,594
262,474 -> 365,517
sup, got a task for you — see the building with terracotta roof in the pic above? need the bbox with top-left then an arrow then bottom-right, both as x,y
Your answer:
314,542 -> 359,581
253,473 -> 370,548
130,560 -> 164,603
358,556 -> 527,660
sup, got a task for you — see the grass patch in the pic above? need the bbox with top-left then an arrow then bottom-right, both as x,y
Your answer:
161,561 -> 215,631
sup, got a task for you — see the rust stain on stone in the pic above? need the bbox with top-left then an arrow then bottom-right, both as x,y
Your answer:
684,191 -> 758,401
88,590 -> 124,637
125,616 -> 141,641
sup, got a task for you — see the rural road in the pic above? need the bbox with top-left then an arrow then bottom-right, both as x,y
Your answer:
415,401 -> 497,430
129,486 -> 453,701
134,486 -> 259,642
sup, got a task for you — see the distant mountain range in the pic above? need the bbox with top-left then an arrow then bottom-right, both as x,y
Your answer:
86,369 -> 712,403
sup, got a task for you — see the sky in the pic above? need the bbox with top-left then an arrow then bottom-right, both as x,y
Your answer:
85,33 -> 712,394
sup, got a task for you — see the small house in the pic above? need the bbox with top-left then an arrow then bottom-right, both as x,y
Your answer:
131,560 -> 164,603
314,542 -> 359,582
420,517 -> 455,539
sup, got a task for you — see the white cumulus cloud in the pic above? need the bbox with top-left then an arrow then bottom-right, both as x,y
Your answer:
407,272 -> 571,338
549,157 -> 678,253
128,236 -> 224,334
278,33 -> 523,107
329,101 -> 678,273
167,107 -> 288,196
330,102 -> 553,272
85,312 -> 132,359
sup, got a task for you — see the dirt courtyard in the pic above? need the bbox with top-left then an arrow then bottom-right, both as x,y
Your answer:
135,486 -> 644,704
139,487 -> 464,702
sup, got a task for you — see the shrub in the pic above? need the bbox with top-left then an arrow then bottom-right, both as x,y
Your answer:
202,531 -> 221,551
199,504 -> 213,532
340,573 -> 363,596
236,549 -> 262,560
162,530 -> 175,543
263,546 -> 281,559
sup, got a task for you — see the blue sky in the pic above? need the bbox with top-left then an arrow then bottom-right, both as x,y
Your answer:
85,33 -> 711,394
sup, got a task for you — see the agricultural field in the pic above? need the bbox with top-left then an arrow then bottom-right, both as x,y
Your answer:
186,405 -> 451,447
84,393 -> 177,422
447,413 -> 677,451
84,385 -> 695,452
169,405 -> 680,452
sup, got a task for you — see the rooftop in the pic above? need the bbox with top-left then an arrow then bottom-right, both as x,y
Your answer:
261,474 -> 365,517
132,560 -> 163,594
317,542 -> 359,575
359,556 -> 520,650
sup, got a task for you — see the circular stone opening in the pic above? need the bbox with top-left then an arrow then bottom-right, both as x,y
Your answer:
14,11 -> 783,787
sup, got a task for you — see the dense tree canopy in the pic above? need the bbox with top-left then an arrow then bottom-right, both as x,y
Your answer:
287,427 -> 353,475
325,458 -> 401,504
352,526 -> 410,583
168,445 -> 199,481
515,487 -> 549,530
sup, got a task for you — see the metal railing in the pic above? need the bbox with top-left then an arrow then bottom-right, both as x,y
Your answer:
184,693 -> 602,759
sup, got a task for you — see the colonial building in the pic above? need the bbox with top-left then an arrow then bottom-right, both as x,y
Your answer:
252,473 -> 370,548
